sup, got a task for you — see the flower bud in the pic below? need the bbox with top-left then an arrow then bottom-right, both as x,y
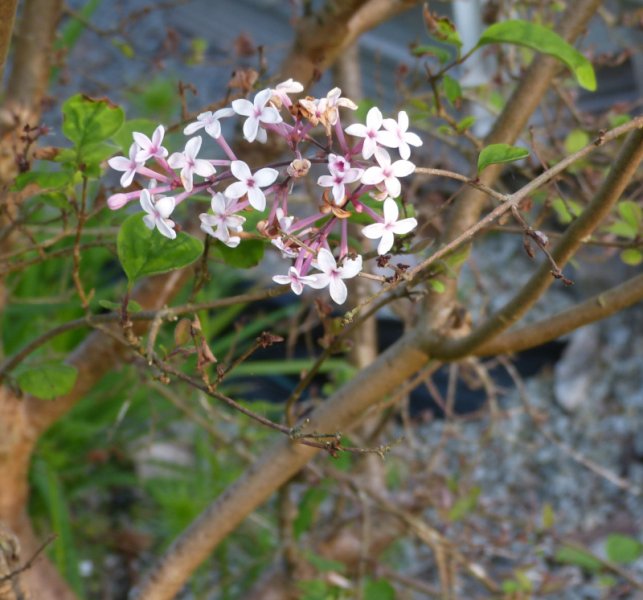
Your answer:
287,158 -> 311,178
107,193 -> 129,210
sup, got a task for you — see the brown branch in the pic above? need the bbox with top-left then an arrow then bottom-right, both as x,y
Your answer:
421,0 -> 604,327
429,127 -> 643,360
279,0 -> 420,85
0,534 -> 56,585
475,273 -> 643,356
132,330 -> 429,600
0,0 -> 18,84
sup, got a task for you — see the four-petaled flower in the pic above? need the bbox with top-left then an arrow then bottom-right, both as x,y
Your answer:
272,266 -> 318,295
225,160 -> 278,211
168,136 -> 216,193
232,88 -> 282,143
317,154 -> 363,204
378,111 -> 423,160
199,192 -> 246,248
362,197 -> 417,255
108,142 -> 142,187
184,108 -> 235,139
310,248 -> 362,305
361,148 -> 415,198
345,106 -> 386,159
134,125 -> 168,162
140,189 -> 176,240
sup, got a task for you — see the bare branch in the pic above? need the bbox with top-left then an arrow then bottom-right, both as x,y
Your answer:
0,0 -> 18,84
475,273 -> 643,356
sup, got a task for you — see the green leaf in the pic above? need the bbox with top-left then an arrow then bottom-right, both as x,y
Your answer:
478,20 -> 596,91
12,170 -> 71,191
448,486 -> 481,521
16,363 -> 78,400
429,279 -> 446,294
618,200 -> 641,231
442,74 -> 462,106
425,14 -> 462,48
363,579 -> 396,600
542,502 -> 555,530
117,213 -> 203,283
294,488 -> 328,540
211,238 -> 265,269
555,545 -> 602,572
620,249 -> 642,266
564,129 -> 590,154
477,143 -> 529,173
607,221 -> 638,239
551,198 -> 582,224
98,299 -> 142,313
605,534 -> 643,564
411,44 -> 452,63
305,551 -> 346,574
62,94 -> 125,147
355,99 -> 377,124
456,115 -> 476,132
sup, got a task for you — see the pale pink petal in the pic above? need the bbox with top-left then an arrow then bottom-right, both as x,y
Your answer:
392,217 -> 417,235
384,177 -> 401,199
317,174 -> 334,188
392,160 -> 415,178
361,166 -> 385,186
155,196 -> 176,219
345,123 -> 367,137
183,120 -> 204,135
143,214 -> 155,230
139,189 -> 154,214
230,160 -> 252,181
362,222 -> 385,240
156,218 -> 176,240
253,167 -> 278,187
242,116 -> 259,142
185,136 -> 202,159
168,152 -> 186,169
366,107 -> 383,130
316,248 -> 337,273
338,255 -> 362,279
329,278 -> 348,305
225,181 -> 248,199
383,198 -> 399,223
193,159 -> 216,178
377,231 -> 395,255
232,98 -> 253,117
254,88 -> 273,110
272,274 -> 292,285
211,193 -> 226,213
247,187 -> 266,211
260,105 -> 282,124
307,273 -> 330,289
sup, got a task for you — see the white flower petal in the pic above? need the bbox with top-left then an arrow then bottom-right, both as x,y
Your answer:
156,218 -> 176,240
383,198 -> 399,223
338,255 -> 362,279
242,116 -> 259,142
225,181 -> 248,199
329,278 -> 348,305
316,248 -> 337,273
392,159 -> 415,178
362,222 -> 385,240
253,167 -> 278,187
230,160 -> 252,181
139,189 -> 154,214
377,231 -> 395,255
392,217 -> 417,235
193,159 -> 216,178
247,187 -> 266,211
155,196 -> 176,219
232,98 -> 253,116
361,166 -> 384,186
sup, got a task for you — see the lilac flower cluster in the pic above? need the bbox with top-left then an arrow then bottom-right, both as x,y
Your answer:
107,80 -> 421,304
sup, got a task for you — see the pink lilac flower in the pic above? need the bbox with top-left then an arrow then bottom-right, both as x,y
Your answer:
361,197 -> 417,255
199,192 -> 245,248
225,160 -> 278,211
271,79 -> 303,108
317,154 -> 363,204
272,266 -> 318,295
232,88 -> 282,143
361,148 -> 415,198
140,189 -> 176,240
345,106 -> 386,159
309,248 -> 362,304
168,136 -> 216,193
183,108 -> 235,139
108,142 -> 142,187
378,111 -> 423,160
134,125 -> 168,162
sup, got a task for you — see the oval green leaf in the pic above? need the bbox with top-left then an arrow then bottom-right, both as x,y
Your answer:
478,143 -> 529,173
605,534 -> 643,564
17,363 -> 78,400
212,239 -> 264,269
478,20 -> 596,91
117,213 -> 204,283
62,94 -> 125,147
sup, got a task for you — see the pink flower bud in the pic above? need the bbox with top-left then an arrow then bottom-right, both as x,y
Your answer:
107,193 -> 129,210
